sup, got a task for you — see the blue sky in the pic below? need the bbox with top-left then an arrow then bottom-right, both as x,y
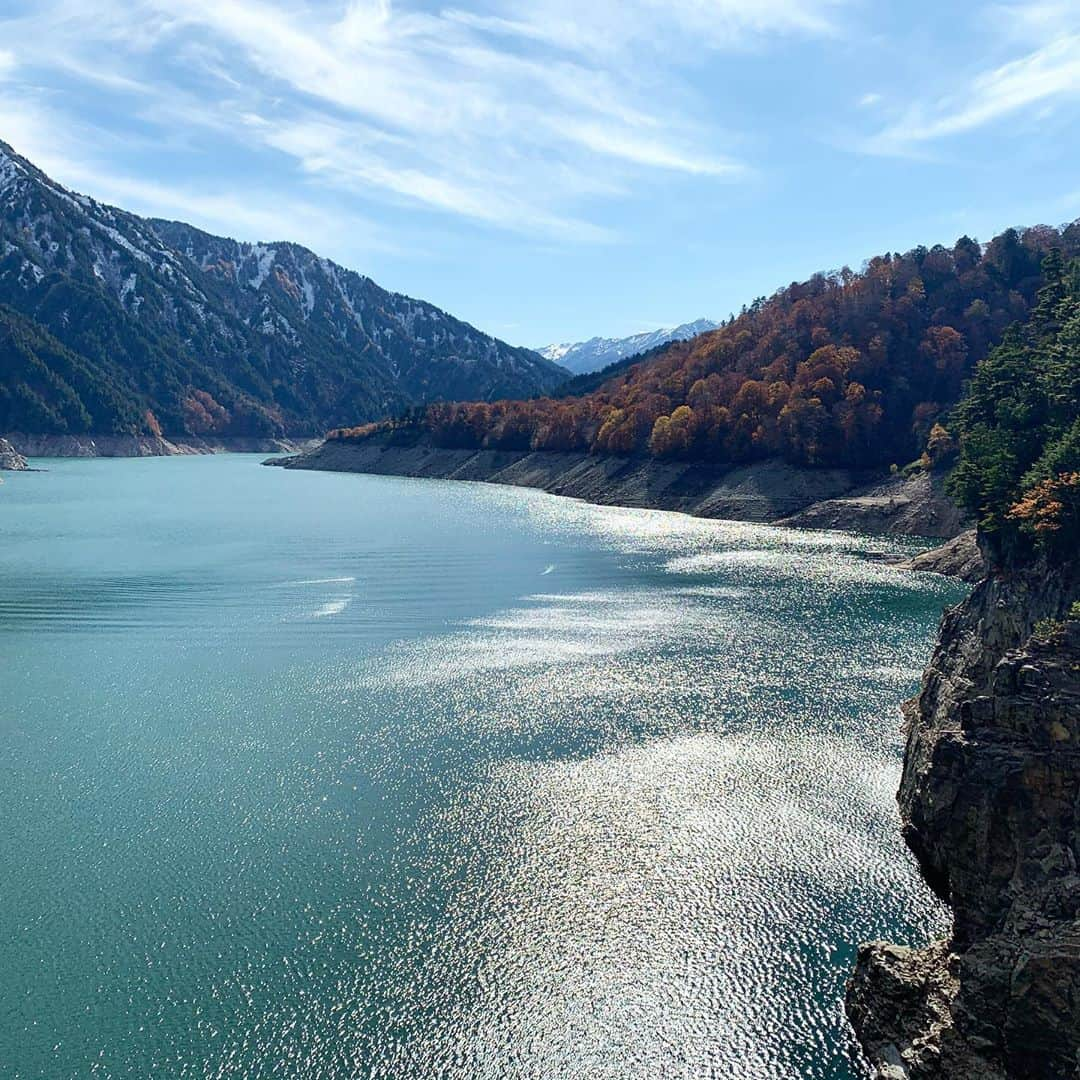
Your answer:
1,1 -> 1078,348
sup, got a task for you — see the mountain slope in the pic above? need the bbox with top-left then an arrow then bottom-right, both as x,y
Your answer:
0,139 -> 566,439
364,224 -> 1080,472
540,318 -> 719,375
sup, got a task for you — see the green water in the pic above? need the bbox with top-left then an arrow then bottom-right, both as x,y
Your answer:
0,456 -> 964,1079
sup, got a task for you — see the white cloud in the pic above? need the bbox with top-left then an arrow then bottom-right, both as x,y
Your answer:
59,165 -> 378,252
0,0 -> 842,240
0,49 -> 15,80
987,1 -> 1080,44
0,91 -> 393,259
550,118 -> 744,177
445,0 -> 843,56
863,27 -> 1080,155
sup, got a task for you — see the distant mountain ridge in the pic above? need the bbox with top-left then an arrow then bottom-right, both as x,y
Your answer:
540,319 -> 719,375
0,139 -> 567,439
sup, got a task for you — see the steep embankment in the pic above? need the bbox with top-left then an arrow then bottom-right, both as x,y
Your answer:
270,432 -> 967,538
897,530 -> 984,584
847,246 -> 1080,1078
847,553 -> 1080,1078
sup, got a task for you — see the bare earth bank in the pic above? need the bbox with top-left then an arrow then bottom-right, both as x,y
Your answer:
269,433 -> 970,541
4,432 -> 313,458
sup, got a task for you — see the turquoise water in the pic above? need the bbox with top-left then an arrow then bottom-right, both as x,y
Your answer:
0,456 -> 963,1079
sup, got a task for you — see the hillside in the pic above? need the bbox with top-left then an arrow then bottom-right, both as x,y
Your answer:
347,225 -> 1080,474
539,319 -> 719,375
0,140 -> 566,441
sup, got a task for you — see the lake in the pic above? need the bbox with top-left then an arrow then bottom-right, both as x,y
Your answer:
0,455 -> 963,1079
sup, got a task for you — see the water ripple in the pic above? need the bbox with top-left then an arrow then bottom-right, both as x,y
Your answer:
0,457 -> 964,1079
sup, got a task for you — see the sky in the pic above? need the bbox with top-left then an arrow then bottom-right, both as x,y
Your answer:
1,1 -> 1079,349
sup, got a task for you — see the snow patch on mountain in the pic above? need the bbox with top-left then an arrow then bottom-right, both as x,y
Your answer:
539,319 -> 720,376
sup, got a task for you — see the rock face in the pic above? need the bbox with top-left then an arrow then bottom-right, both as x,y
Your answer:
777,471 -> 968,539
847,549 -> 1080,1078
899,530 -> 986,584
3,432 -> 306,458
0,436 -> 27,469
270,432 -> 970,540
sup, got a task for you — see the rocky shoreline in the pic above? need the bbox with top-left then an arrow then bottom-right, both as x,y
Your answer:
896,530 -> 985,584
846,548 -> 1080,1078
267,432 -> 969,541
3,433 -> 311,458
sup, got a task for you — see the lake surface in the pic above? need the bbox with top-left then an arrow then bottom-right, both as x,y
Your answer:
0,456 -> 964,1079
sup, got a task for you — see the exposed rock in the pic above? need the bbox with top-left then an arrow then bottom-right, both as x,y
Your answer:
4,433 -> 308,458
0,436 -> 28,469
777,470 -> 969,539
268,433 -> 969,540
846,941 -> 986,1080
848,550 -> 1080,1078
899,531 -> 986,583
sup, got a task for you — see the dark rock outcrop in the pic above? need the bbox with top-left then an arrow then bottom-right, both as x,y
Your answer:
847,550 -> 1080,1078
777,471 -> 968,539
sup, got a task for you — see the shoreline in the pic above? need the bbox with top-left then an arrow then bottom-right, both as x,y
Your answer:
4,432 -> 315,459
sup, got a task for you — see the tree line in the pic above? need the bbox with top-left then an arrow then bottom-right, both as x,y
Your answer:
947,248 -> 1080,563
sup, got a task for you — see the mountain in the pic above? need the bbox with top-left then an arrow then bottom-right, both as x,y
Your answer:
0,140 -> 567,439
539,319 -> 719,375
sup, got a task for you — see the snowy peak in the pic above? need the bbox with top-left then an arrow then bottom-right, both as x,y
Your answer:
540,319 -> 720,375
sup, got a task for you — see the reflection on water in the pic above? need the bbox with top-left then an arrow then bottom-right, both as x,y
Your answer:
0,456 -> 964,1079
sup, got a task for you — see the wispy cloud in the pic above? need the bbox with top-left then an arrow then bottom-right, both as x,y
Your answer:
862,13 -> 1080,156
0,0 -> 839,241
444,0 -> 844,56
57,163 -> 385,253
0,89 -> 394,257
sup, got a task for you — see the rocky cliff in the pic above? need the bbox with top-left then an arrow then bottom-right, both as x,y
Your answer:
847,547 -> 1080,1078
898,530 -> 985,585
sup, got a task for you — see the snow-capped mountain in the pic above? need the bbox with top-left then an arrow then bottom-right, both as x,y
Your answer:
0,138 -> 567,439
539,319 -> 720,375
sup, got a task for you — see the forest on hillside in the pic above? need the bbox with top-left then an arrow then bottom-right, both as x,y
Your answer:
947,249 -> 1080,563
331,225 -> 1080,473
0,140 -> 566,439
